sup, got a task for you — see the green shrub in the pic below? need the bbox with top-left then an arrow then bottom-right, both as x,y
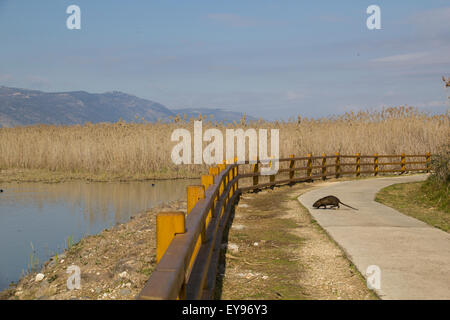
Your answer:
422,146 -> 450,212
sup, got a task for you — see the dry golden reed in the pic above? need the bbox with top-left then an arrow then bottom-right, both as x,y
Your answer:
0,106 -> 448,180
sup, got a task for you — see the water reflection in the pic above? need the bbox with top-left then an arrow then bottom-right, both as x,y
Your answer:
0,179 -> 197,291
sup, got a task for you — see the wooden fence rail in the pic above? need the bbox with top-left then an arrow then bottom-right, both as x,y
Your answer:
137,152 -> 431,300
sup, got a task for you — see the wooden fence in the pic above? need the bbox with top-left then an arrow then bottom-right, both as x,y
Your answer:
137,152 -> 431,300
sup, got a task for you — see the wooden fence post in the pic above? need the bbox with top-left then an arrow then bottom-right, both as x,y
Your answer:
374,153 -> 379,176
253,159 -> 259,187
201,175 -> 214,191
209,166 -> 221,205
187,185 -> 205,215
209,167 -> 219,177
187,185 -> 206,281
307,153 -> 312,178
187,185 -> 206,253
335,152 -> 340,179
426,152 -> 431,173
156,212 -> 186,263
234,156 -> 238,192
225,160 -> 233,201
217,168 -> 224,204
218,163 -> 227,201
289,154 -> 295,181
356,153 -> 361,177
269,157 -> 275,185
401,153 -> 406,174
201,175 -> 214,225
322,153 -> 327,180
155,211 -> 187,299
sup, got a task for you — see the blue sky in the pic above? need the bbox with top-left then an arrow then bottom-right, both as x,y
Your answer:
1,0 -> 449,120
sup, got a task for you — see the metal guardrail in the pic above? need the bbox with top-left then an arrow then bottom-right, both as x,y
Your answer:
137,152 -> 431,300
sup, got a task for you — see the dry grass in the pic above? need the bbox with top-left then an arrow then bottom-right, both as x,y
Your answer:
376,182 -> 449,232
0,106 -> 448,181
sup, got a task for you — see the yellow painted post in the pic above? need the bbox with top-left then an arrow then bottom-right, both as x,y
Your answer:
209,166 -> 221,208
252,160 -> 259,187
156,212 -> 186,263
209,166 -> 219,177
335,152 -> 340,179
233,156 -> 238,192
187,185 -> 205,215
322,153 -> 326,180
289,154 -> 295,181
218,163 -> 227,200
307,153 -> 312,178
201,175 -> 214,226
201,175 -> 214,191
356,153 -> 361,177
401,153 -> 406,174
227,160 -> 233,199
374,153 -> 379,176
222,160 -> 232,202
187,184 -> 206,249
269,157 -> 275,185
426,152 -> 431,173
187,186 -> 206,275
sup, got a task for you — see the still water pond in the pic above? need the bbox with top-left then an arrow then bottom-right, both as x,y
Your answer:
0,179 -> 198,291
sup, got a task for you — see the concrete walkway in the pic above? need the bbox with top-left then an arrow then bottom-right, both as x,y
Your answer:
298,175 -> 450,300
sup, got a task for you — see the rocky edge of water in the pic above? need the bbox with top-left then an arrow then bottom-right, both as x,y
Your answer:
0,200 -> 187,300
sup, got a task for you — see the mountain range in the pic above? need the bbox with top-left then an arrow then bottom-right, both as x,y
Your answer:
0,86 -> 255,127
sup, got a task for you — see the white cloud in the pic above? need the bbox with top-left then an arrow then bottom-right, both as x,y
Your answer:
371,52 -> 428,63
285,90 -> 305,101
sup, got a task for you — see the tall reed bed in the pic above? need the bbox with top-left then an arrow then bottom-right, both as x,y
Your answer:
0,107 -> 448,180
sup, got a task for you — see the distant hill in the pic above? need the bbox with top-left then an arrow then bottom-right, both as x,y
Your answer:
172,108 -> 257,123
0,86 -> 255,127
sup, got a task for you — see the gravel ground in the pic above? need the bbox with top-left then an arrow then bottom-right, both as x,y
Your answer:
217,181 -> 378,300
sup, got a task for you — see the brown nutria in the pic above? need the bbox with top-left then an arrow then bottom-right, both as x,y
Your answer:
313,195 -> 358,210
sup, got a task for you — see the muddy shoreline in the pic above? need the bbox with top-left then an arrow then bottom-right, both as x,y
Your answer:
0,200 -> 187,300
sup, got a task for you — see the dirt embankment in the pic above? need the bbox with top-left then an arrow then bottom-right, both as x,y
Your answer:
2,179 -> 378,300
0,200 -> 186,300
216,181 -> 378,300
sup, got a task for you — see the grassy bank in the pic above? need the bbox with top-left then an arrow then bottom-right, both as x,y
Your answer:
376,150 -> 449,232
0,168 -> 200,183
0,107 -> 448,182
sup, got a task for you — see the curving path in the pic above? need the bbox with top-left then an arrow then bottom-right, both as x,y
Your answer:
298,174 -> 450,300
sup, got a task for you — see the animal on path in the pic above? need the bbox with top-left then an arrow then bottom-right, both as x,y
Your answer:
313,195 -> 358,210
